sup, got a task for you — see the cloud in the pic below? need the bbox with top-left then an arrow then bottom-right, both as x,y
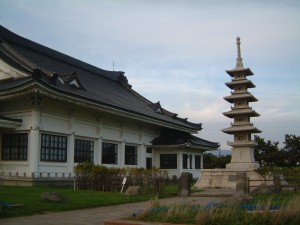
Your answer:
0,0 -> 299,149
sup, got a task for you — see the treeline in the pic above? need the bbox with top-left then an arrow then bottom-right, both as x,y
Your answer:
203,134 -> 300,169
203,153 -> 231,169
254,134 -> 300,167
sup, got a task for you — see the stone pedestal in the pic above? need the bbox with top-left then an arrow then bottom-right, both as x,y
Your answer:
194,169 -> 267,190
226,147 -> 259,170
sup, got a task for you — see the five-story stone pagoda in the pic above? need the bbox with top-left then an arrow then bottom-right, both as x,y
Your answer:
222,37 -> 261,170
194,37 -> 263,189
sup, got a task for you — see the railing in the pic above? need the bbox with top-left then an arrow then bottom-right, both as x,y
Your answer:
0,171 -> 74,187
248,178 -> 299,193
0,171 -> 73,178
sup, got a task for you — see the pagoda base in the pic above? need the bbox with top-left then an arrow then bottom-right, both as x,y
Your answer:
228,146 -> 259,170
194,169 -> 268,190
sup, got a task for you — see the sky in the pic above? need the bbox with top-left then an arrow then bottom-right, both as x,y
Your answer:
0,0 -> 299,150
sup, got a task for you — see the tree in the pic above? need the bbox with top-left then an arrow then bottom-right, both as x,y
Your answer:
254,135 -> 284,167
283,134 -> 300,167
203,153 -> 231,169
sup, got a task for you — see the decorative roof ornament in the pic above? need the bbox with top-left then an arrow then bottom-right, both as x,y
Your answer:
235,36 -> 244,69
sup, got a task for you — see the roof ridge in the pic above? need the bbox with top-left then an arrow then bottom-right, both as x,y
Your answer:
0,25 -> 120,81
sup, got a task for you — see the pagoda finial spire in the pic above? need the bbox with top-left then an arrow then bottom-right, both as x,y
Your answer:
236,36 -> 244,69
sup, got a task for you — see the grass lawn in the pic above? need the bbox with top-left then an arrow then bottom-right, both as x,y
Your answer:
0,186 -> 149,218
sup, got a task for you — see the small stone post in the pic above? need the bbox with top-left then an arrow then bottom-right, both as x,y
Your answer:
236,172 -> 248,194
273,174 -> 281,193
178,172 -> 191,196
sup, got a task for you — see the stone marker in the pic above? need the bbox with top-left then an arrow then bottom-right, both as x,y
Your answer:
273,174 -> 281,193
41,192 -> 65,202
124,186 -> 141,195
236,171 -> 248,194
178,172 -> 191,196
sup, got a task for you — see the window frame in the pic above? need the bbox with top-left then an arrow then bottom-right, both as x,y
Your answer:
40,133 -> 67,162
1,133 -> 28,161
146,147 -> 152,154
160,154 -> 177,169
182,154 -> 188,169
195,155 -> 201,169
125,145 -> 138,165
74,138 -> 94,163
101,142 -> 118,165
190,154 -> 193,169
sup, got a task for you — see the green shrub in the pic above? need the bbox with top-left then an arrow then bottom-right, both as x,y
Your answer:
73,163 -> 167,195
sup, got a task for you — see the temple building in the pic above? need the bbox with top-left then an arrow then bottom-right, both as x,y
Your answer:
0,25 -> 218,183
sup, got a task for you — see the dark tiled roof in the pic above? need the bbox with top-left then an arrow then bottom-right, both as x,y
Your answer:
151,131 -> 219,149
0,25 -> 202,131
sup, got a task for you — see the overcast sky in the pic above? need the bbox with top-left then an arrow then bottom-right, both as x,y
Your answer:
0,0 -> 299,149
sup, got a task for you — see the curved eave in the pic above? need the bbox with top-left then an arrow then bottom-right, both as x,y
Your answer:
226,67 -> 254,77
152,142 -> 217,151
224,94 -> 258,103
222,126 -> 262,134
225,80 -> 255,89
0,81 -> 200,133
223,109 -> 260,118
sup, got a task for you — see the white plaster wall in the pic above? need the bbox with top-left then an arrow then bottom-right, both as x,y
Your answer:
1,96 -> 199,180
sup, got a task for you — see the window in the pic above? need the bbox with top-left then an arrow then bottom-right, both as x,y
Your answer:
160,154 -> 177,169
190,155 -> 193,169
146,157 -> 152,169
146,147 -> 152,153
125,145 -> 138,165
195,155 -> 201,169
41,134 -> 67,162
102,142 -> 118,164
182,154 -> 188,169
2,133 -> 28,160
74,139 -> 94,163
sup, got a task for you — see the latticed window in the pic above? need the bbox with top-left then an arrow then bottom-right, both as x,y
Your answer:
2,133 -> 28,160
160,154 -> 177,169
102,142 -> 118,164
74,139 -> 94,163
195,155 -> 201,169
146,147 -> 152,153
41,134 -> 67,162
182,154 -> 188,169
125,145 -> 137,165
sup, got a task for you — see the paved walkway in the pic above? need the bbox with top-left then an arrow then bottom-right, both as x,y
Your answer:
0,190 -> 234,225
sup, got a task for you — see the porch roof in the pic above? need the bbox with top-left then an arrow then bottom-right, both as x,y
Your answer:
151,132 -> 219,150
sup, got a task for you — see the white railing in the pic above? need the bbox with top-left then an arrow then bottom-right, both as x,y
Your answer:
0,171 -> 74,178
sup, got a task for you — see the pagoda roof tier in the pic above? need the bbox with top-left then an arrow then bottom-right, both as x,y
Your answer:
225,79 -> 255,89
224,93 -> 258,103
226,67 -> 254,77
222,125 -> 261,134
227,140 -> 257,148
223,108 -> 260,118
